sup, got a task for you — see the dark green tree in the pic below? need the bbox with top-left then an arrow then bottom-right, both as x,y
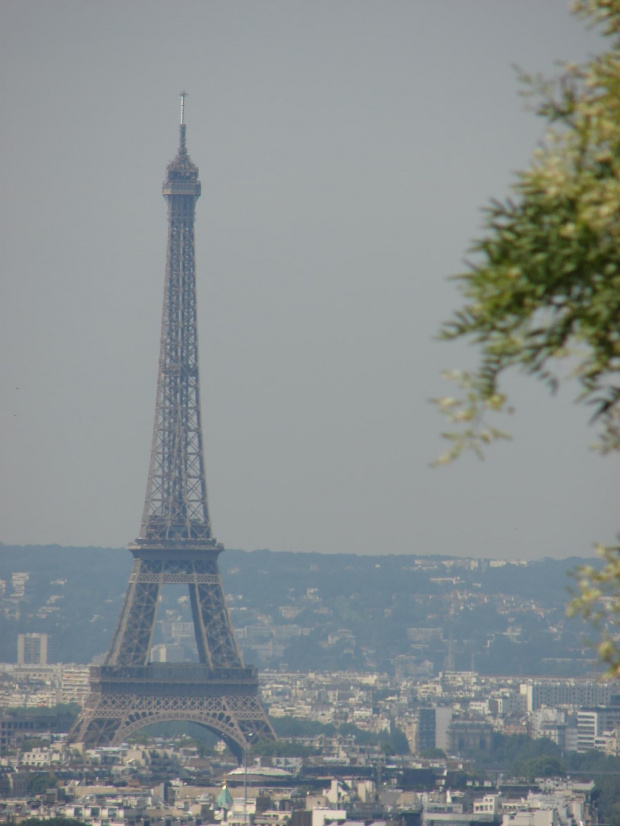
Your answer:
514,755 -> 566,782
27,772 -> 58,795
21,820 -> 89,826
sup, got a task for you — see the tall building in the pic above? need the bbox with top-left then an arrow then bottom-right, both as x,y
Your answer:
68,96 -> 275,758
416,707 -> 436,752
576,705 -> 620,753
17,633 -> 48,666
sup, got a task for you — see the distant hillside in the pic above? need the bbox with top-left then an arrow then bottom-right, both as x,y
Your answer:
0,544 -> 598,677
0,545 -> 130,663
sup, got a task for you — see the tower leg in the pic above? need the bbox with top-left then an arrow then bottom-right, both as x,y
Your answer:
105,559 -> 160,667
189,580 -> 242,667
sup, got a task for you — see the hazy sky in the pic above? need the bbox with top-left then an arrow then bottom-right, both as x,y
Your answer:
1,1 -> 617,560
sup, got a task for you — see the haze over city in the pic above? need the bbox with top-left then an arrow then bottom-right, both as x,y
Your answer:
1,1 -> 618,559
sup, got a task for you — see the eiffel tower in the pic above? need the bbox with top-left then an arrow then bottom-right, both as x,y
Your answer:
68,95 -> 275,759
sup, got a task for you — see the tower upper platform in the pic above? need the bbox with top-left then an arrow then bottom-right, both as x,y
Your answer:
163,99 -> 201,198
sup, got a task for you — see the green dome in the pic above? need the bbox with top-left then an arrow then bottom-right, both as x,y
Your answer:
217,783 -> 233,810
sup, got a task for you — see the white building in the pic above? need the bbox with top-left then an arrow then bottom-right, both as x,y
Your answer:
519,680 -> 615,712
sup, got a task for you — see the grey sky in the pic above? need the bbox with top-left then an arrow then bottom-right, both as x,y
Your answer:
1,1 -> 617,560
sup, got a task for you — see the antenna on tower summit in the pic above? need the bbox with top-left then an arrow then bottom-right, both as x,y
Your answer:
178,91 -> 188,153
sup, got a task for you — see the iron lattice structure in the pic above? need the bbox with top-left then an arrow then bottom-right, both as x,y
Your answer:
69,98 -> 275,759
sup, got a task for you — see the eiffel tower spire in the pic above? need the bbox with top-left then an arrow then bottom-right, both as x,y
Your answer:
68,97 -> 275,757
138,92 -> 213,546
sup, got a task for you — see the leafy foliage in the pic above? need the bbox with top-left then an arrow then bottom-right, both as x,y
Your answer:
434,0 -> 620,676
20,821 -> 88,826
468,730 -> 620,816
250,739 -> 318,757
270,716 -> 336,738
568,544 -> 620,677
5,704 -> 80,719
513,755 -> 566,782
468,732 -> 561,775
26,772 -> 58,795
268,716 -> 410,754
436,4 -> 620,458
591,771 -> 620,826
381,726 -> 410,755
419,747 -> 447,759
